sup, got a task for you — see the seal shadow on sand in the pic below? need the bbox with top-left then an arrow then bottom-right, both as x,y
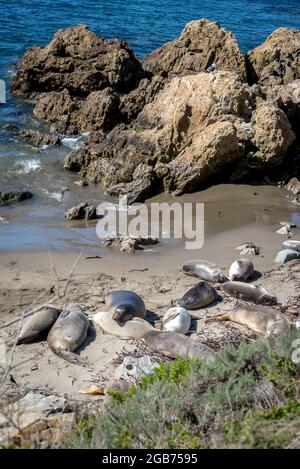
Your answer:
145,309 -> 160,324
76,322 -> 97,355
247,270 -> 262,282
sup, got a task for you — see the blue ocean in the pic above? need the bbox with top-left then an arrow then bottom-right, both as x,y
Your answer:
0,0 -> 299,251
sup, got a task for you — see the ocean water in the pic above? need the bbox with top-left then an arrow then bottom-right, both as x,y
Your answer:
0,0 -> 300,251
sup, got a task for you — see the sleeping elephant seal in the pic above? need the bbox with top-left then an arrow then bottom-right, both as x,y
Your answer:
182,260 -> 226,283
161,307 -> 191,334
222,281 -> 277,305
105,290 -> 146,321
142,331 -> 215,364
93,311 -> 154,339
47,303 -> 89,364
17,305 -> 61,345
176,281 -> 218,310
217,305 -> 291,336
229,258 -> 254,281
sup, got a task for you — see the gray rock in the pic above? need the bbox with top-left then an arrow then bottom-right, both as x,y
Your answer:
64,202 -> 97,220
17,392 -> 66,415
285,177 -> 300,195
114,356 -> 160,383
275,249 -> 300,263
282,240 -> 300,253
0,191 -> 33,205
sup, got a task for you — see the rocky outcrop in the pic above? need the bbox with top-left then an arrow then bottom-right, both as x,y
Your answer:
0,191 -> 33,205
64,202 -> 97,220
247,28 -> 300,86
12,24 -> 145,134
19,130 -> 61,147
143,19 -> 247,81
251,103 -> 295,165
12,24 -> 144,99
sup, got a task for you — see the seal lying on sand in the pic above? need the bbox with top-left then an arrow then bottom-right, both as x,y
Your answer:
142,331 -> 215,363
282,240 -> 300,253
222,282 -> 277,305
229,258 -> 254,281
182,260 -> 226,283
47,303 -> 89,364
217,305 -> 291,336
93,311 -> 154,339
94,311 -> 215,363
161,307 -> 191,334
17,305 -> 61,345
176,281 -> 218,310
105,290 -> 146,321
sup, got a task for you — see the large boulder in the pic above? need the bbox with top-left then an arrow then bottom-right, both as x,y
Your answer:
247,28 -> 300,86
251,103 -> 295,165
143,19 -> 247,81
12,24 -> 144,99
65,71 -> 254,200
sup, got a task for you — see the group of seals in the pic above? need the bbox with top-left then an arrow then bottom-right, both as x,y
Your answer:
17,303 -> 89,364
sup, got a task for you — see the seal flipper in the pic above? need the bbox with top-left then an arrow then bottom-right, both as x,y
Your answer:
216,313 -> 230,321
50,347 -> 89,366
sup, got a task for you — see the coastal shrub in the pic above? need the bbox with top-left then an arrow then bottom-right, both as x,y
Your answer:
66,329 -> 300,449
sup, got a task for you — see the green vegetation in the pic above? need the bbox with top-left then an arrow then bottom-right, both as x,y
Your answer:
66,330 -> 300,449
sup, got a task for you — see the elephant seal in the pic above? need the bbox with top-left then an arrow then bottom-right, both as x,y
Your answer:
222,282 -> 277,305
217,305 -> 291,336
161,307 -> 191,334
176,281 -> 218,310
182,260 -> 226,283
105,290 -> 146,321
229,258 -> 254,281
142,331 -> 215,363
282,240 -> 300,253
93,311 -> 154,339
17,306 -> 61,345
47,303 -> 89,364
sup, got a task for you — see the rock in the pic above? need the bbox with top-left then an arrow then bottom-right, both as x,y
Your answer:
158,121 -> 241,193
235,242 -> 260,255
285,177 -> 300,195
280,221 -> 296,229
19,130 -> 61,147
247,28 -> 300,86
143,19 -> 247,81
12,24 -> 144,99
0,191 -> 33,205
64,202 -> 97,220
102,234 -> 158,253
106,163 -> 156,203
251,103 -> 295,165
120,76 -> 166,122
16,392 -> 66,415
65,71 -> 254,198
276,225 -> 292,235
114,356 -> 160,383
2,123 -> 18,131
274,249 -> 300,263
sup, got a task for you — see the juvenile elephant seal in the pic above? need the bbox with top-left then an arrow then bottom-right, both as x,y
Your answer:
161,307 -> 191,334
176,281 -> 218,310
282,240 -> 300,253
229,258 -> 254,281
93,311 -> 154,339
17,306 -> 61,345
182,260 -> 226,283
217,305 -> 291,336
105,290 -> 146,321
47,303 -> 89,364
142,331 -> 215,363
222,282 -> 277,305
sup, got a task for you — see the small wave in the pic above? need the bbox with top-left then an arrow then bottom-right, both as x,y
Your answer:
41,189 -> 63,202
0,216 -> 9,224
61,136 -> 85,150
15,159 -> 41,174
